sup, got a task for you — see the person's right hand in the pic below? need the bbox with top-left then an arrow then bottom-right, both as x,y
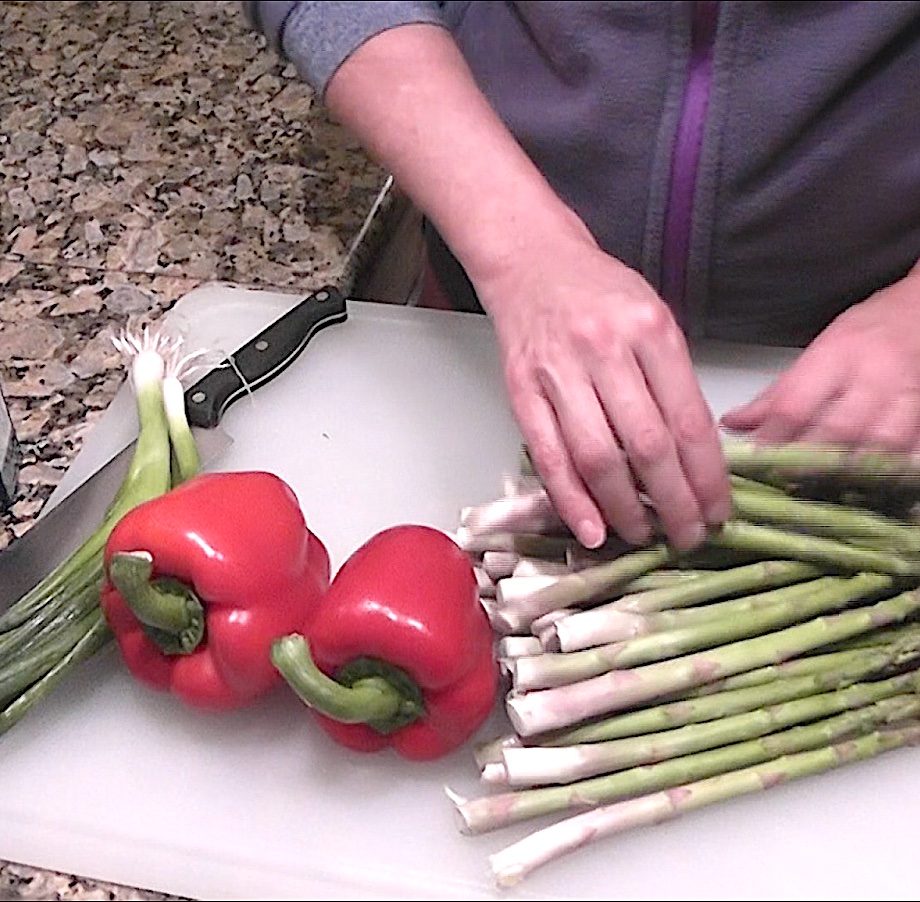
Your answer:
318,22 -> 731,549
473,216 -> 732,552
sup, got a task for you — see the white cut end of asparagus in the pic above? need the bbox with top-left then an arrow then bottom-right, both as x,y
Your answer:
455,527 -> 517,555
482,550 -> 520,580
495,574 -> 561,607
489,793 -> 674,887
501,745 -> 590,788
553,606 -> 651,652
498,635 -> 544,658
480,760 -> 510,787
460,486 -> 563,535
474,567 -> 496,598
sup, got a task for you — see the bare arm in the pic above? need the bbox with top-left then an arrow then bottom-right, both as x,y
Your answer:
326,24 -> 732,550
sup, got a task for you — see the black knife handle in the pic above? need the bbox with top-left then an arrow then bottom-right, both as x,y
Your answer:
184,286 -> 348,429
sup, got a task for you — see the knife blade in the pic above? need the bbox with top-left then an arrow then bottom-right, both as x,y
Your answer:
0,285 -> 348,610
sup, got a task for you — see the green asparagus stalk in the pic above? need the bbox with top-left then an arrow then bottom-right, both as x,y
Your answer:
538,643 -> 920,745
506,587 -> 920,736
723,440 -> 920,486
451,697 -> 920,836
730,484 -> 920,555
481,633 -> 920,752
511,573 -> 894,692
498,672 -> 920,786
808,620 -> 920,653
486,722 -> 920,887
729,473 -> 790,495
617,569 -> 711,592
550,562 -> 828,653
492,544 -> 674,635
707,519 -> 920,576
606,559 -> 821,615
677,631 -> 920,698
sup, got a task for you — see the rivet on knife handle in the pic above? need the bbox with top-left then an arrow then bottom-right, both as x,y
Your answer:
184,286 -> 348,429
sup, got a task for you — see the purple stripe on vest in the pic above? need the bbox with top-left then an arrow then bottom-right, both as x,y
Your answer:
660,0 -> 719,321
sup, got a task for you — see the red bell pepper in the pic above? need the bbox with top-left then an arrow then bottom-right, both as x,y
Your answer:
271,524 -> 498,761
100,471 -> 329,711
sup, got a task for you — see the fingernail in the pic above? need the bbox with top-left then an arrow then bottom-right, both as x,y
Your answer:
706,499 -> 733,526
577,520 -> 606,550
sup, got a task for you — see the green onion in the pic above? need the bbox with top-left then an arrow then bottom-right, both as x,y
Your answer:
0,324 -> 201,735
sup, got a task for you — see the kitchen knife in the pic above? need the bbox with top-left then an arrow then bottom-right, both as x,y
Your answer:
0,285 -> 348,610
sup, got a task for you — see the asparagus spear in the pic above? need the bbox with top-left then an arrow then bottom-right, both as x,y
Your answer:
450,696 -> 920,835
730,484 -> 920,555
723,440 -> 920,486
708,520 -> 920,576
460,486 -> 566,536
498,672 -> 920,786
678,631 -> 920,698
605,559 -> 820,615
537,644 -> 919,744
616,569 -> 711,592
455,528 -> 574,559
486,722 -> 920,887
507,587 -> 920,736
493,544 -> 674,634
510,573 -> 893,692
480,635 -> 920,754
549,562 -> 826,653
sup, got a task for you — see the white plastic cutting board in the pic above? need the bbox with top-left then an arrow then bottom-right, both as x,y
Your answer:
2,284 -> 919,902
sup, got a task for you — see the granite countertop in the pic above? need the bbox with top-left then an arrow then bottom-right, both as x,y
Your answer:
0,2 -> 394,898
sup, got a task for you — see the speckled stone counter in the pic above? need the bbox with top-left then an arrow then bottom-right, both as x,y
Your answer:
0,2 -> 394,898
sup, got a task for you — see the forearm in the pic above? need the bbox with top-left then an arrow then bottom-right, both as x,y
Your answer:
323,23 -> 592,309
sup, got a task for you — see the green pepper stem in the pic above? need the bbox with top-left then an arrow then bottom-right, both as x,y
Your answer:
107,550 -> 205,655
271,634 -> 424,734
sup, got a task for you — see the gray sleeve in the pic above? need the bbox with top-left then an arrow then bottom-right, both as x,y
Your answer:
245,1 -> 448,98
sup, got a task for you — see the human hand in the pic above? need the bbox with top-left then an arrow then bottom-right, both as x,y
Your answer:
721,265 -> 920,454
475,223 -> 732,552
318,22 -> 730,550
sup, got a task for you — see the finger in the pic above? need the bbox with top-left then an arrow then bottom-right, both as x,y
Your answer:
529,353 -> 655,547
748,362 -> 846,445
636,337 -> 732,529
543,375 -> 654,547
591,353 -> 708,550
795,381 -> 876,448
719,391 -> 773,432
509,381 -> 611,549
858,392 -> 920,454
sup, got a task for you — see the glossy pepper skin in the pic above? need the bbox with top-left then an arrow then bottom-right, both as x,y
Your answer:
273,524 -> 498,761
100,471 -> 329,711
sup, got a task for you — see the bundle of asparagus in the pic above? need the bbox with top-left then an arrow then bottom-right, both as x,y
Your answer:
449,441 -> 920,888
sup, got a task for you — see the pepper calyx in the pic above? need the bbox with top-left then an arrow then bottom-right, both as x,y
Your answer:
107,550 -> 206,655
271,634 -> 425,735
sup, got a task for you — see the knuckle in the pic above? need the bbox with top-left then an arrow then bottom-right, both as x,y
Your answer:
671,404 -> 716,444
570,436 -> 617,482
568,314 -> 615,355
636,302 -> 673,337
526,436 -> 568,483
622,422 -> 672,468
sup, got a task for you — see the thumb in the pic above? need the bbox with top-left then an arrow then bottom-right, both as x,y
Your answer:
720,393 -> 772,431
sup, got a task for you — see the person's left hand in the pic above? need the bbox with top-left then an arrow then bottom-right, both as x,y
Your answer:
720,263 -> 920,453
